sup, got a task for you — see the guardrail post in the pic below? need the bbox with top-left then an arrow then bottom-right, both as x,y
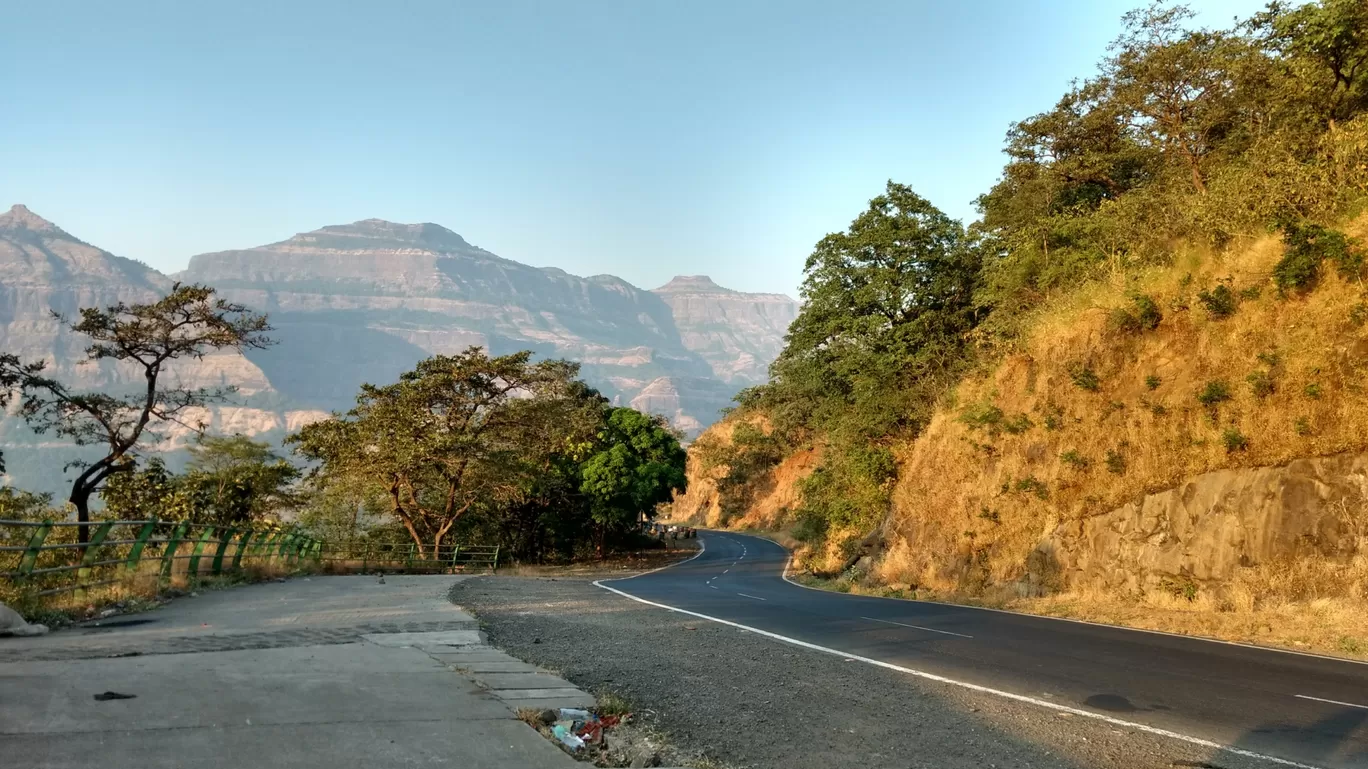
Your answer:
211,528 -> 237,575
361,540 -> 370,571
125,518 -> 158,574
231,530 -> 255,571
18,520 -> 53,578
275,531 -> 296,568
450,544 -> 461,568
405,543 -> 415,572
186,526 -> 217,584
74,520 -> 116,598
161,521 -> 191,579
492,546 -> 500,572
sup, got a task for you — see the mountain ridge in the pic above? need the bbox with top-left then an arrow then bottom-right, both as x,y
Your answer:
0,204 -> 798,496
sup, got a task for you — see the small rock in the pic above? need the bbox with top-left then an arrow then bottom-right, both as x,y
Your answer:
629,750 -> 661,768
189,592 -> 199,598
98,608 -> 118,619
533,638 -> 542,644
538,709 -> 557,726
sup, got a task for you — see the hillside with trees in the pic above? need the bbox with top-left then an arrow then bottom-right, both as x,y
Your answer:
676,0 -> 1368,655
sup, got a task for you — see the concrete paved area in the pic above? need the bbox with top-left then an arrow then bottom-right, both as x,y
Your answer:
0,575 -> 584,768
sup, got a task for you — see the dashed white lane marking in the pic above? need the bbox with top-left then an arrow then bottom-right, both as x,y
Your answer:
862,616 -> 974,639
722,568 -> 729,574
1295,694 -> 1368,710
736,592 -> 767,601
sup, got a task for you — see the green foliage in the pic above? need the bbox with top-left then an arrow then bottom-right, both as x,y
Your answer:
978,506 -> 1001,524
1304,382 -> 1324,399
1350,302 -> 1368,328
1275,220 -> 1366,292
1294,416 -> 1313,435
1197,284 -> 1238,318
0,284 -> 273,528
1105,448 -> 1128,475
1110,293 -> 1164,333
1247,370 -> 1276,398
1060,450 -> 1091,470
1067,362 -> 1101,392
1197,379 -> 1233,407
1145,374 -> 1162,390
290,347 -> 680,559
1222,427 -> 1251,452
0,486 -> 55,523
1013,476 -> 1049,500
1040,402 -> 1065,430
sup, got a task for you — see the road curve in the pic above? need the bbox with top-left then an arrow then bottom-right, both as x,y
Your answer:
597,531 -> 1368,769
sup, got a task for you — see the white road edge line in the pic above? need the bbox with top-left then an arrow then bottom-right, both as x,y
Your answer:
862,615 -> 973,639
593,534 -> 1326,769
594,580 -> 1322,769
1294,694 -> 1368,710
737,531 -> 1368,671
736,592 -> 767,601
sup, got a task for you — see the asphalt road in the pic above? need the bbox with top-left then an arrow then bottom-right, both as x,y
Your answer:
597,531 -> 1368,769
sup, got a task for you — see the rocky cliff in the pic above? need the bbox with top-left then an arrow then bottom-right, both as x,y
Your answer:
0,205 -> 798,496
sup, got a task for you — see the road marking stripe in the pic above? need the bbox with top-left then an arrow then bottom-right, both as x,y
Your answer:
593,579 -> 1324,769
1295,694 -> 1368,710
862,616 -> 973,639
736,592 -> 767,601
736,532 -> 1368,671
722,568 -> 729,574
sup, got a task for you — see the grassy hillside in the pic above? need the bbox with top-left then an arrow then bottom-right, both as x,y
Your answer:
675,0 -> 1368,657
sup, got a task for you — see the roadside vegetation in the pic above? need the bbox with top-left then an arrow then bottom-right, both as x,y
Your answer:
677,0 -> 1368,657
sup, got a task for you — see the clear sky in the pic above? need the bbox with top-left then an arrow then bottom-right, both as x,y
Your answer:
2,0 -> 1269,298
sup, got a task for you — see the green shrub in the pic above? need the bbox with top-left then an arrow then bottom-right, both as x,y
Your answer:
1196,380 -> 1232,407
1351,303 -> 1368,329
1239,285 -> 1262,301
1002,412 -> 1034,435
1068,362 -> 1101,392
1222,427 -> 1250,453
1304,382 -> 1323,400
1041,402 -> 1064,431
1147,401 -> 1169,417
1246,370 -> 1275,399
958,402 -> 1005,434
1294,416 -> 1312,436
1109,293 -> 1163,334
1060,449 -> 1090,469
1256,349 -> 1282,369
1197,284 -> 1238,319
1014,476 -> 1049,500
978,506 -> 1000,524
1105,448 -> 1127,475
1144,374 -> 1161,391
1275,221 -> 1366,293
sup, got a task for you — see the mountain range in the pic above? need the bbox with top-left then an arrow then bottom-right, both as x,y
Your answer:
0,204 -> 798,497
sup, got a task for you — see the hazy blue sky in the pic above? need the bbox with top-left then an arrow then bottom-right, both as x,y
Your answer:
2,1 -> 1268,298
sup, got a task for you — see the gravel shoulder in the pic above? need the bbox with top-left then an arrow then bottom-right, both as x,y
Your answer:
451,574 -> 1279,769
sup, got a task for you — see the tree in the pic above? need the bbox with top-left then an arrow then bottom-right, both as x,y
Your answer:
1106,3 -> 1258,194
774,180 -> 982,439
580,407 -> 687,554
184,434 -> 300,524
290,347 -> 586,556
0,284 -> 273,541
1251,0 -> 1368,124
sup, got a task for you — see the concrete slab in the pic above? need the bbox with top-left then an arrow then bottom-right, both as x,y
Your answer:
450,661 -> 541,674
360,630 -> 483,647
498,696 -> 599,711
493,688 -> 596,701
428,649 -> 518,662
474,672 -> 576,690
6,718 -> 574,769
0,643 -> 510,734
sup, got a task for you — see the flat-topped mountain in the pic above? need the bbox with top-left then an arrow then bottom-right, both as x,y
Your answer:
0,206 -> 798,495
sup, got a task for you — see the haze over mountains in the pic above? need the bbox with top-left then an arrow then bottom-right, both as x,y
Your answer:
0,204 -> 797,496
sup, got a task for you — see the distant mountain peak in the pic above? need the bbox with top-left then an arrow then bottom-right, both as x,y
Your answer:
653,275 -> 734,294
1,204 -> 64,234
295,217 -> 473,251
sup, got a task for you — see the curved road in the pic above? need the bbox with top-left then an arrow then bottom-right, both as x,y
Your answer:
598,531 -> 1368,769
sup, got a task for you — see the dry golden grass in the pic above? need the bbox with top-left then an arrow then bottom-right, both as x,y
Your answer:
879,220 -> 1368,595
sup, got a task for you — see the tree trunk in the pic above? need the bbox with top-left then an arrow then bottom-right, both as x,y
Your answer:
70,486 -> 92,545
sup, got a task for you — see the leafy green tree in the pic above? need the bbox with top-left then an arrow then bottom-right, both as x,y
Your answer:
0,285 -> 272,541
1252,0 -> 1368,124
290,348 -> 587,555
100,457 -> 202,522
184,434 -> 300,524
580,407 -> 687,552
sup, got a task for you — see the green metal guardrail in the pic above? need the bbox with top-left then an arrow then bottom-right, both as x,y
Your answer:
0,518 -> 500,603
0,518 -> 319,599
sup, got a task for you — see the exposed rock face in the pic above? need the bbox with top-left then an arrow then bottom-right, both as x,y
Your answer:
1040,452 -> 1368,593
0,206 -> 797,495
650,276 -> 799,385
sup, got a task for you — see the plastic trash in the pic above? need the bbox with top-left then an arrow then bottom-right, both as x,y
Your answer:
552,724 -> 584,750
558,708 -> 592,720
